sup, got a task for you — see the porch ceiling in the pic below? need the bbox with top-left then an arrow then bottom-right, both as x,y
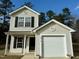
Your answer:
5,31 -> 35,35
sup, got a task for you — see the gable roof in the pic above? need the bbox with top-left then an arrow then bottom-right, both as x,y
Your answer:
33,19 -> 75,32
9,5 -> 40,15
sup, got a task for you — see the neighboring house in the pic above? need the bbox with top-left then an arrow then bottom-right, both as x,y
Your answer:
5,5 -> 75,59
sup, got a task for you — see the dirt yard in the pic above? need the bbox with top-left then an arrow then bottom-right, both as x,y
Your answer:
0,55 -> 22,59
0,49 -> 22,59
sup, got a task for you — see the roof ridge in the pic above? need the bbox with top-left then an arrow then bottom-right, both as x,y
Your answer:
9,5 -> 40,15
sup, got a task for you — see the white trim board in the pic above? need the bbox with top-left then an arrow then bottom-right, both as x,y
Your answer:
33,19 -> 75,32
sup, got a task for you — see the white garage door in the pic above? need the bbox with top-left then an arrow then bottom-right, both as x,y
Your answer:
42,36 -> 65,57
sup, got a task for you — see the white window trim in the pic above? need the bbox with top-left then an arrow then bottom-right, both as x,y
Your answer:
23,17 -> 25,27
30,18 -> 31,27
17,17 -> 24,27
15,36 -> 24,48
17,17 -> 32,27
25,17 -> 31,27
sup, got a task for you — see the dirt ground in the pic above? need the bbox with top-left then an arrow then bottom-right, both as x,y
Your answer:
0,55 -> 22,59
0,49 -> 22,59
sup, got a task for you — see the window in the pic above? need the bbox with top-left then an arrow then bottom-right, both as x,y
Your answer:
14,36 -> 24,48
17,17 -> 24,27
25,17 -> 31,27
16,17 -> 33,27
17,37 -> 24,48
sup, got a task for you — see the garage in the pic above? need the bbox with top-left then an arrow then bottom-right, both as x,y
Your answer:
42,35 -> 66,57
34,19 -> 75,58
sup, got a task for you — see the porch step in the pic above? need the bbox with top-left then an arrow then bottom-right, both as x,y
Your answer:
7,53 -> 23,56
21,54 -> 35,59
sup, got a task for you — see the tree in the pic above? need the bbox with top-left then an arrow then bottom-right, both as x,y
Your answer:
0,0 -> 14,46
64,16 -> 76,28
62,8 -> 71,22
39,12 -> 46,26
23,2 -> 33,8
54,13 -> 64,23
62,8 -> 71,16
76,20 -> 79,30
51,7 -> 75,28
0,0 -> 14,22
0,0 -> 14,31
46,10 -> 55,20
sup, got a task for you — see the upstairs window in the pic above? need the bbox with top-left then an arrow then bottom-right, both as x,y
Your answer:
15,16 -> 34,27
18,17 -> 24,27
25,17 -> 31,27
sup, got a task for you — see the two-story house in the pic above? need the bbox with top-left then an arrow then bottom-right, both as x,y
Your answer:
5,5 -> 75,59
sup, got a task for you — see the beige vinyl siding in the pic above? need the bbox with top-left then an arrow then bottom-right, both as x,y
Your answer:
9,8 -> 39,31
35,22 -> 73,57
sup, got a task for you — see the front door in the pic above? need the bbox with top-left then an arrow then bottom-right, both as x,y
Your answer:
29,37 -> 35,52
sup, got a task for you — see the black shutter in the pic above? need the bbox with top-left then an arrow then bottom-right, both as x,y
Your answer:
15,17 -> 18,27
13,37 -> 17,48
31,17 -> 34,27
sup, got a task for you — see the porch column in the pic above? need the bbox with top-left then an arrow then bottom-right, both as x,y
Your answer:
23,35 -> 26,55
26,37 -> 29,53
4,34 -> 9,55
10,35 -> 14,53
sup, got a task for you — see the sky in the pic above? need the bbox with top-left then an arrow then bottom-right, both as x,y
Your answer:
11,0 -> 79,16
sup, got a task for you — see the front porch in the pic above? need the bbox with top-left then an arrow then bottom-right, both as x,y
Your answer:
4,31 -> 36,56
